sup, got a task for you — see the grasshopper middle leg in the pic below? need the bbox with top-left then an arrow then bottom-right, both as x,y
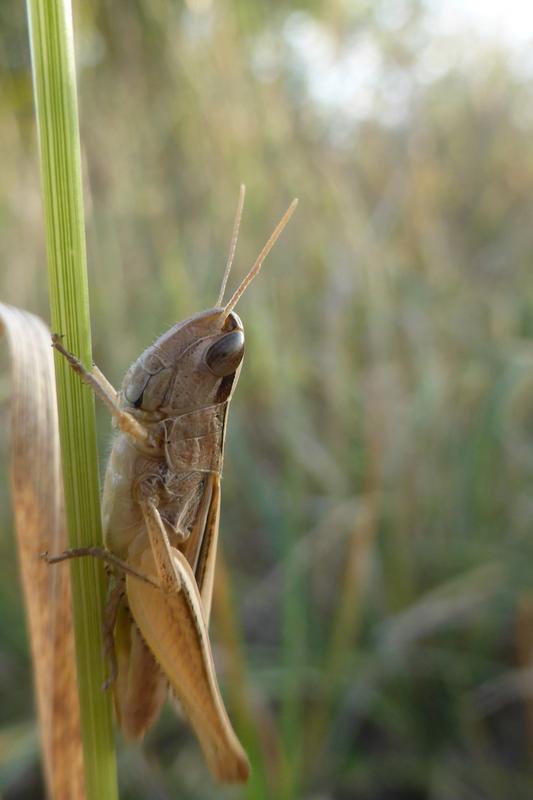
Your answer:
42,547 -> 159,588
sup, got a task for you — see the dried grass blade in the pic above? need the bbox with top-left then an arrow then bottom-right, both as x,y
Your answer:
0,302 -> 85,800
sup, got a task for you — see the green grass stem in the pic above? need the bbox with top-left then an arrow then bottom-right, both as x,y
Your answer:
25,1 -> 118,797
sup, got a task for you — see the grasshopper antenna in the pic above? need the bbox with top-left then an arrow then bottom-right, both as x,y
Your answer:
223,198 -> 298,317
217,184 -> 246,307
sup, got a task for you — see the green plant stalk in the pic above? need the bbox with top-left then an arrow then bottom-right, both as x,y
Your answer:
280,467 -> 306,800
25,1 -> 118,798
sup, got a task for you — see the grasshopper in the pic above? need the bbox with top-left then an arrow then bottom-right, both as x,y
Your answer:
46,188 -> 297,783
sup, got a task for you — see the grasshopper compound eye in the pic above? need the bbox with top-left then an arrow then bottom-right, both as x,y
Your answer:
205,330 -> 245,377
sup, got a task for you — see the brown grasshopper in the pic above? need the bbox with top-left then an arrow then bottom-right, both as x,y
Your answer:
46,187 -> 297,783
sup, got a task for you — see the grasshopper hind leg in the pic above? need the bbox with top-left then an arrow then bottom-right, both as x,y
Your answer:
113,605 -> 168,740
129,501 -> 250,782
46,546 -> 168,736
102,575 -> 126,690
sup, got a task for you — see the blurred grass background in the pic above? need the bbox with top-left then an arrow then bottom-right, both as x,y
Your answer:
2,0 -> 533,798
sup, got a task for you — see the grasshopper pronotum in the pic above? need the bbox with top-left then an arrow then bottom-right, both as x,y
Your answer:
46,188 -> 297,783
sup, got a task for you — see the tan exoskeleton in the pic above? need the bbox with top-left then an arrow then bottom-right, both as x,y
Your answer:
47,188 -> 297,783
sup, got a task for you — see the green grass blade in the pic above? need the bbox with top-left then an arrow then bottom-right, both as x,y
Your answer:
25,1 -> 118,797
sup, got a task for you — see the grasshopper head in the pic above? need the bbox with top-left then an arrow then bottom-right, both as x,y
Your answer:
121,307 -> 245,415
121,189 -> 297,416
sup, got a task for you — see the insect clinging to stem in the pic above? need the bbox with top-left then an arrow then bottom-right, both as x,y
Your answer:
46,187 -> 298,783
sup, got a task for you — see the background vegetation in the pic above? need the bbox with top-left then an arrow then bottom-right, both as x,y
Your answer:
2,0 -> 533,798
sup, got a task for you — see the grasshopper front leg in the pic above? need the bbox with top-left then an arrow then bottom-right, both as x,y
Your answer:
52,335 -> 150,445
126,501 -> 250,783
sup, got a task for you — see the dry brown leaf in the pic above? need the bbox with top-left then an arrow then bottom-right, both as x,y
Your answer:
0,303 -> 85,800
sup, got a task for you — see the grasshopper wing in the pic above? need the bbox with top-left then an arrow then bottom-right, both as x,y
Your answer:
181,472 -> 221,625
126,522 -> 249,783
113,601 -> 167,740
